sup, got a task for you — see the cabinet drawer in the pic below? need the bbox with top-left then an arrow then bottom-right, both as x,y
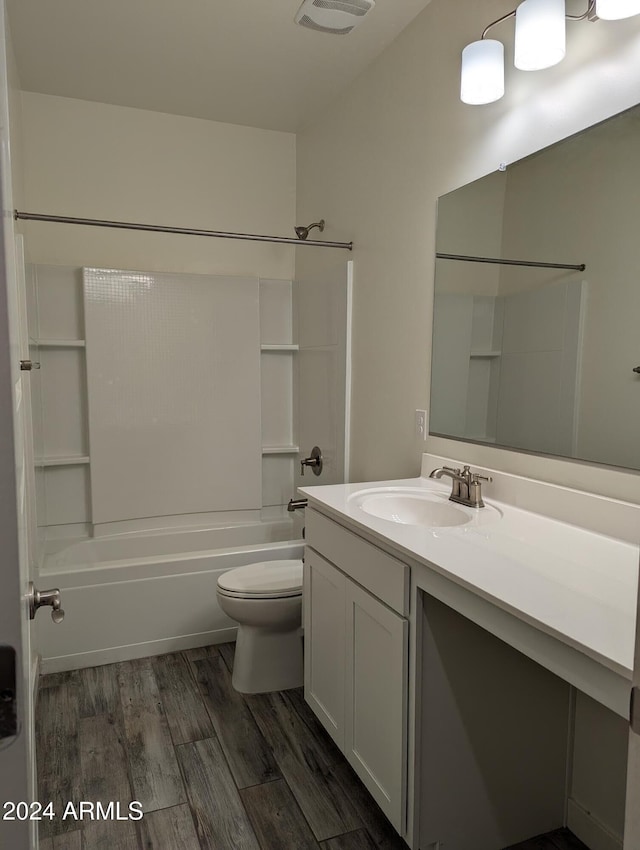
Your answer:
306,508 -> 409,616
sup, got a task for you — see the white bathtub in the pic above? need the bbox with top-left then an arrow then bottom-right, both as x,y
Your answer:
37,519 -> 304,673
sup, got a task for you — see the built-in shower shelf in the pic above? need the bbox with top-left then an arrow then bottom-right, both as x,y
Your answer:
36,339 -> 86,348
37,455 -> 90,467
469,350 -> 501,358
260,344 -> 299,352
262,445 -> 299,455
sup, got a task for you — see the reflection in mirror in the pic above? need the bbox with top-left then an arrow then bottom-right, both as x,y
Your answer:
431,104 -> 640,471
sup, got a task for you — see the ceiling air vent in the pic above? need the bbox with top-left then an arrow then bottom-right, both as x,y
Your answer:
294,0 -> 376,35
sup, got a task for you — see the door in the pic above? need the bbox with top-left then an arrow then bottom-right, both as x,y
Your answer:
303,550 -> 346,748
624,554 -> 640,847
344,580 -> 408,833
0,2 -> 36,847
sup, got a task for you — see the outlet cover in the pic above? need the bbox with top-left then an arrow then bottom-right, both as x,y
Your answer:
415,409 -> 427,440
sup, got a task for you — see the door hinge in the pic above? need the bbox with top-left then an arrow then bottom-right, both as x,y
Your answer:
631,686 -> 640,735
0,646 -> 17,741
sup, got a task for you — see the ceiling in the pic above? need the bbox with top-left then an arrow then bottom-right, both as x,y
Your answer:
7,0 -> 432,133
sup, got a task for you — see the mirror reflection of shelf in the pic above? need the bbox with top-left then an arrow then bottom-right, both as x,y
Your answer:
469,350 -> 501,358
260,344 -> 299,352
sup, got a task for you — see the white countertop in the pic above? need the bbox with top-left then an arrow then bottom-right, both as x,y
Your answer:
300,476 -> 639,679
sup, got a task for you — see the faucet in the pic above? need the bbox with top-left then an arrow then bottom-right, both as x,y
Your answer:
429,465 -> 492,509
287,498 -> 308,512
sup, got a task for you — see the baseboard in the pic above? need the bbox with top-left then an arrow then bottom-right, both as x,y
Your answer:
40,627 -> 237,673
567,798 -> 623,850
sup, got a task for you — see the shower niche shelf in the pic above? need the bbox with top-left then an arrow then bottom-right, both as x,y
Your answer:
262,445 -> 299,455
469,349 -> 501,358
36,339 -> 86,348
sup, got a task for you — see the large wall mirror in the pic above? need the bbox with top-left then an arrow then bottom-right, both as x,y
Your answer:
431,104 -> 640,471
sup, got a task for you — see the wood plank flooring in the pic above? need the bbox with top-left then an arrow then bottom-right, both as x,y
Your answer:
36,644 -> 589,850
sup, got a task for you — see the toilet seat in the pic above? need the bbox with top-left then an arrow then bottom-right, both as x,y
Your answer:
217,559 -> 303,600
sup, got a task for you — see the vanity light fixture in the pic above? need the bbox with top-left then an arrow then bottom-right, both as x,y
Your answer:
460,0 -> 640,105
514,0 -> 566,70
596,0 -> 640,19
460,39 -> 505,105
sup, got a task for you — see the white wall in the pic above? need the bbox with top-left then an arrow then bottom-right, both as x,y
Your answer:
7,21 -> 22,211
296,0 -> 640,502
21,92 -> 296,279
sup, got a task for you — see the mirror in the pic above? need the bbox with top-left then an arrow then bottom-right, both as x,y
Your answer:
431,104 -> 640,471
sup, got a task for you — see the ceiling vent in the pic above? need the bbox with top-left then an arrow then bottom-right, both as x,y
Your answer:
294,0 -> 376,35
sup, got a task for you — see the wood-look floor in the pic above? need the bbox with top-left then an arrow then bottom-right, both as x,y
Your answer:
36,644 -> 588,850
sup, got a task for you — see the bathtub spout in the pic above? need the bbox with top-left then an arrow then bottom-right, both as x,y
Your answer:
287,498 -> 308,512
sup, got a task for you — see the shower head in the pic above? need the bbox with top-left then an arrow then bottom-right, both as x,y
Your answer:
295,219 -> 325,240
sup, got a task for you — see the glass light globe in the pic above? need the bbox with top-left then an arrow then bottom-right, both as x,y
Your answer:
596,0 -> 640,19
515,0 -> 566,71
460,39 -> 505,105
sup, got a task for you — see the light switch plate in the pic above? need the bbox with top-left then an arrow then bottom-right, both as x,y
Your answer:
415,409 -> 427,440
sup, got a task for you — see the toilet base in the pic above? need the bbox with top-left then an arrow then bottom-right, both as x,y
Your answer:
232,625 -> 303,694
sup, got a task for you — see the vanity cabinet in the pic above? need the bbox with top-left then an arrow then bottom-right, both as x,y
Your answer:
302,463 -> 639,850
304,509 -> 409,832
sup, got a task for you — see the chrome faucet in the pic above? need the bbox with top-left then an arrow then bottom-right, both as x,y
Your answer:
429,465 -> 492,509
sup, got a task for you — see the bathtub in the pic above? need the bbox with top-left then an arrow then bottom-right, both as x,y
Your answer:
37,518 -> 304,674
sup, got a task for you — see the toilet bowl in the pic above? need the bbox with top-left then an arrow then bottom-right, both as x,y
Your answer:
216,559 -> 303,694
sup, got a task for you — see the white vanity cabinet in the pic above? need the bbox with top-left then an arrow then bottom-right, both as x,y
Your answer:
301,462 -> 640,850
304,509 -> 409,833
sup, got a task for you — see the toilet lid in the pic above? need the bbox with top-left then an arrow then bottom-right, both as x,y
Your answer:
217,559 -> 303,598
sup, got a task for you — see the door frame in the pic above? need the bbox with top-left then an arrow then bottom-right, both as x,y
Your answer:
0,2 -> 36,848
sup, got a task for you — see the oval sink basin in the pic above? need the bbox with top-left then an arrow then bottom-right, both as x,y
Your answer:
347,487 -> 500,528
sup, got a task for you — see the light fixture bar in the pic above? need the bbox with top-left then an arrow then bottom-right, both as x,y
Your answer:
566,0 -> 596,20
482,9 -> 517,38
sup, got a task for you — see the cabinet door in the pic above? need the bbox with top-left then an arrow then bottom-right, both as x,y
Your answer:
345,580 -> 408,833
304,550 -> 346,749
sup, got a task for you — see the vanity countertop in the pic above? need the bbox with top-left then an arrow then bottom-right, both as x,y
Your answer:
300,475 -> 639,680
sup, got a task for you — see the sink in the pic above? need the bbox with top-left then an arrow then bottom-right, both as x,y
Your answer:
347,486 -> 500,528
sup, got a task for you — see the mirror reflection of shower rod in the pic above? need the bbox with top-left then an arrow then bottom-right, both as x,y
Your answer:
14,210 -> 353,251
436,252 -> 585,272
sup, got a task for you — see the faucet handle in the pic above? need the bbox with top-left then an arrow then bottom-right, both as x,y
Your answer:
471,472 -> 493,483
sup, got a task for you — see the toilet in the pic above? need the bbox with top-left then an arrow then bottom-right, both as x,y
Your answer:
216,559 -> 304,694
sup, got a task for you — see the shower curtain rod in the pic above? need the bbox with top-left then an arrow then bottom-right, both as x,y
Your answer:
14,210 -> 354,251
436,252 -> 585,272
